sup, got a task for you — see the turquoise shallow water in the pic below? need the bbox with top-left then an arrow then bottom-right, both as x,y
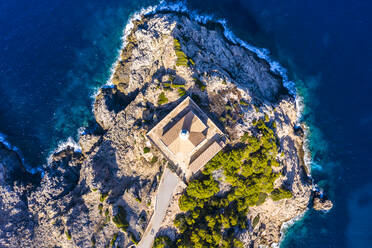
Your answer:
0,0 -> 158,167
0,0 -> 371,247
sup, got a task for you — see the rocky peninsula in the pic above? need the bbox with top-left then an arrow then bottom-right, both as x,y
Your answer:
0,10 -> 331,248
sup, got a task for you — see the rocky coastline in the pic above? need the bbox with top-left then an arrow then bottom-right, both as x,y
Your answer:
0,10 -> 331,248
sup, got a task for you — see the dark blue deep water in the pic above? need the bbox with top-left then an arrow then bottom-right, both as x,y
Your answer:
0,0 -> 371,247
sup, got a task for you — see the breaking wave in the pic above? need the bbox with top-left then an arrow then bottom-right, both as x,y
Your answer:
0,132 -> 13,151
47,137 -> 82,165
0,132 -> 42,174
104,0 -> 297,97
273,210 -> 307,248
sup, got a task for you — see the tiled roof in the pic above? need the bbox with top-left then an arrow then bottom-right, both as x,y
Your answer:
160,110 -> 206,155
147,96 -> 226,180
189,141 -> 223,175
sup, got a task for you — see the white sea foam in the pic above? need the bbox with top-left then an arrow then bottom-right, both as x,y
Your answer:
0,132 -> 13,150
0,132 -> 43,174
271,209 -> 307,248
54,4 -> 314,246
99,0 -> 297,103
106,3 -> 158,87
89,3 -> 161,111
47,137 -> 82,165
1,2 -> 317,245
156,1 -> 297,97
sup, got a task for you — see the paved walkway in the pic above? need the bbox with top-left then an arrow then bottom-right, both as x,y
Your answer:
137,168 -> 181,248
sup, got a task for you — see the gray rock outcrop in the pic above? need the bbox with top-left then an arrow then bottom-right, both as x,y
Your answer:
0,10 -> 330,248
312,191 -> 333,212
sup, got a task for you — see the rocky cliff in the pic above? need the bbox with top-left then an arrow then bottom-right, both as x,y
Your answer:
0,11 -> 327,248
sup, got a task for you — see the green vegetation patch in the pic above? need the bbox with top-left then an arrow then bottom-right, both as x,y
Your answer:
158,92 -> 168,105
189,58 -> 195,66
174,39 -> 189,66
171,83 -> 184,89
194,78 -> 206,91
270,187 -> 293,201
163,82 -> 172,88
239,99 -> 249,106
65,230 -> 72,240
252,215 -> 260,228
143,147 -> 150,153
98,204 -> 103,215
256,192 -> 268,206
150,156 -> 158,164
153,235 -> 174,248
178,87 -> 186,97
105,208 -> 110,217
110,233 -> 118,247
112,206 -> 129,231
128,231 -> 139,245
163,81 -> 185,89
100,192 -> 109,203
91,236 -> 96,246
173,119 -> 291,247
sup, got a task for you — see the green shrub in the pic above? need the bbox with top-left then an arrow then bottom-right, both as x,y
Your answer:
272,121 -> 277,129
65,230 -> 72,240
153,235 -> 173,248
189,58 -> 195,66
194,78 -> 206,91
219,116 -> 226,122
157,92 -> 168,105
174,118 -> 282,247
143,147 -> 150,153
163,82 -> 171,88
270,187 -> 293,201
112,206 -> 129,231
171,83 -> 184,89
98,204 -> 103,215
174,39 -> 188,66
91,236 -> 96,246
128,231 -> 139,244
105,208 -> 109,217
252,215 -> 260,228
100,193 -> 109,203
169,75 -> 175,82
178,87 -> 186,97
150,156 -> 158,164
254,105 -> 260,113
110,233 -> 118,247
239,99 -> 249,106
178,194 -> 197,212
256,192 -> 268,206
186,176 -> 219,199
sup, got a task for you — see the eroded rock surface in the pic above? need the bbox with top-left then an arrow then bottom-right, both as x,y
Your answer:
0,11 -> 329,248
312,191 -> 333,212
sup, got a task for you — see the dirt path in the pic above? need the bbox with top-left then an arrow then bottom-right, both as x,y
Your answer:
137,168 -> 180,248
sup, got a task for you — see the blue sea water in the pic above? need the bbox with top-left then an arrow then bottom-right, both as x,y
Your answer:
0,0 -> 371,247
